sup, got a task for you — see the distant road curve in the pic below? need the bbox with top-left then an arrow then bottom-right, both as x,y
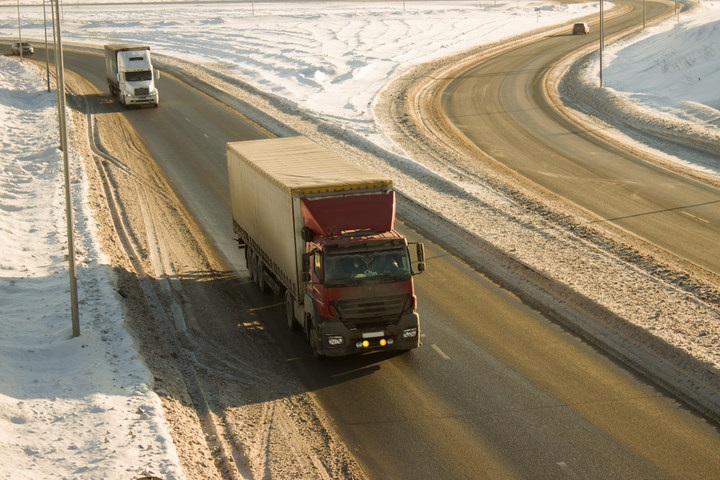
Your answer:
381,0 -> 719,280
441,0 -> 720,276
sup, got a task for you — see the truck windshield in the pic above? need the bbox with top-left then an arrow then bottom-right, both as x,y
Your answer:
324,249 -> 411,284
125,70 -> 152,82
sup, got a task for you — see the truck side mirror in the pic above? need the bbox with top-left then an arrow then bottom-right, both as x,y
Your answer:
408,242 -> 426,275
301,252 -> 315,283
154,69 -> 160,81
416,243 -> 425,263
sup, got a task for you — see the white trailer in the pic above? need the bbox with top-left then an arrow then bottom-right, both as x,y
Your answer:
227,136 -> 392,298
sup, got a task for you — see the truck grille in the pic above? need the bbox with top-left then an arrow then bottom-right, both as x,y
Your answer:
134,87 -> 150,96
333,294 -> 408,328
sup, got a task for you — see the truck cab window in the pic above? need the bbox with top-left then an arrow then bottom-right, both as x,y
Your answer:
125,70 -> 152,82
324,250 -> 411,284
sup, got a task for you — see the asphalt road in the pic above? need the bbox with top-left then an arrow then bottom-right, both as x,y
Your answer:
28,17 -> 720,478
443,0 -> 720,276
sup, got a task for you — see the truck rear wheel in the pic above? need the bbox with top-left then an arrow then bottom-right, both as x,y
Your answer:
257,260 -> 270,294
246,249 -> 257,281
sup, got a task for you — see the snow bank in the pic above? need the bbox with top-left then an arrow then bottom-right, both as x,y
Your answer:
0,57 -> 183,480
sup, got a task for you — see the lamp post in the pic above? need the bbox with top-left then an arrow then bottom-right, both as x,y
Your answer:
599,0 -> 605,87
16,0 -> 23,61
43,0 -> 51,91
51,0 -> 80,338
643,0 -> 646,29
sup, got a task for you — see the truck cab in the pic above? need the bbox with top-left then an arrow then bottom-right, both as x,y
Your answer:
303,233 -> 424,356
297,191 -> 425,356
116,50 -> 159,107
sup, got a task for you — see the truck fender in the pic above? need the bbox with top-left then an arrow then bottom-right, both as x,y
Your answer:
302,293 -> 328,357
302,292 -> 319,335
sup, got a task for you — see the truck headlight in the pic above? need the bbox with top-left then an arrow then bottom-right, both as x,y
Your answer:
402,328 -> 418,339
326,335 -> 344,346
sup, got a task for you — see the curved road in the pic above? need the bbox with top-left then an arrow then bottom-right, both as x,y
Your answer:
443,0 -> 720,275
30,7 -> 720,477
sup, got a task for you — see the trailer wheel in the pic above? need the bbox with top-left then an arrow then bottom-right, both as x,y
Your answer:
248,250 -> 258,281
257,260 -> 270,294
246,249 -> 254,280
285,291 -> 298,331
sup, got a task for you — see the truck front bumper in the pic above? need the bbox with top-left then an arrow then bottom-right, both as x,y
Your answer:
316,311 -> 420,357
123,93 -> 159,106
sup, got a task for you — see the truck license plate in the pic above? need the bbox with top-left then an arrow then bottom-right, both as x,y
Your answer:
362,331 -> 384,339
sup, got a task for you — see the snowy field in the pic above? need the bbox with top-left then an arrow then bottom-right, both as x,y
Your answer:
1,1 -> 719,478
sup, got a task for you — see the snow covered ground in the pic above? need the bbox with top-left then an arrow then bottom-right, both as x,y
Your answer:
1,1 -> 719,478
0,55 -> 183,479
600,9 -> 720,136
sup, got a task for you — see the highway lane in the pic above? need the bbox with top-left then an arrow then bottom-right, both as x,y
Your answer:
52,44 -> 720,478
443,0 -> 720,275
72,48 -> 268,266
296,233 -> 720,478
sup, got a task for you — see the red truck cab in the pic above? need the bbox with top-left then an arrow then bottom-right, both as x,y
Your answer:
300,192 -> 424,356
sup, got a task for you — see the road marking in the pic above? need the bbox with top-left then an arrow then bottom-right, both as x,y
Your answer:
682,211 -> 710,223
431,344 -> 451,360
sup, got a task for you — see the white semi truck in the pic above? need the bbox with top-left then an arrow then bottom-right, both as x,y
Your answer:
104,44 -> 159,108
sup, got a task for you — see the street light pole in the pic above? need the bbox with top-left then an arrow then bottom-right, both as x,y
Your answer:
16,0 -> 23,61
43,0 -> 51,92
643,0 -> 646,29
51,0 -> 80,338
599,0 -> 605,87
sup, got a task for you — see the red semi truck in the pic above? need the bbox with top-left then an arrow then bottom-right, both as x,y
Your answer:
227,136 -> 425,357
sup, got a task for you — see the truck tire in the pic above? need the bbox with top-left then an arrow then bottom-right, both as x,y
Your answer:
257,260 -> 270,294
285,291 -> 298,331
245,245 -> 255,280
308,324 -> 324,358
249,250 -> 259,282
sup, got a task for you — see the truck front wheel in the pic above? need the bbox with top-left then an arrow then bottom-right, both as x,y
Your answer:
306,321 -> 324,358
285,291 -> 298,331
